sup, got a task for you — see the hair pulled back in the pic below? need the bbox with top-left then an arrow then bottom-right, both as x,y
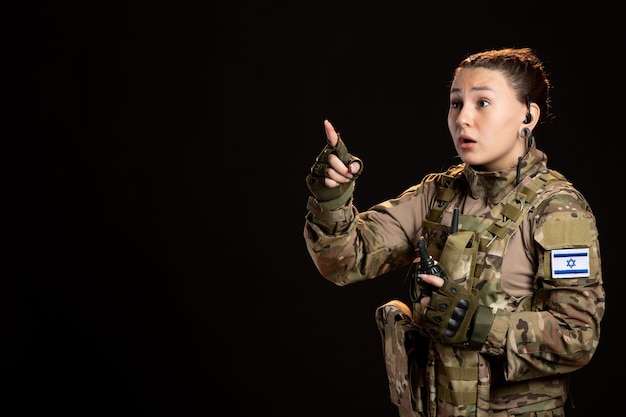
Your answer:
452,47 -> 552,124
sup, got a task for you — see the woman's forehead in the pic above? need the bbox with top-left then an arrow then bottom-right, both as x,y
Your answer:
451,68 -> 511,94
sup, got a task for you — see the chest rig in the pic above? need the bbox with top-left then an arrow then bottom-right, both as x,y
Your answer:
419,163 -> 567,298
412,164 -> 569,416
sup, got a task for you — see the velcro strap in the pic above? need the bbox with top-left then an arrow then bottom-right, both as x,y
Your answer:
501,202 -> 522,222
468,305 -> 493,349
487,220 -> 511,239
436,364 -> 479,405
435,187 -> 455,202
517,185 -> 537,203
437,384 -> 478,405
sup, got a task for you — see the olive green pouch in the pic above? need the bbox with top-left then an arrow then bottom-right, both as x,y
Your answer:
439,230 -> 479,283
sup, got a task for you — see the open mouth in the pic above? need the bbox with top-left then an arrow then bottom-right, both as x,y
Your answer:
459,136 -> 476,149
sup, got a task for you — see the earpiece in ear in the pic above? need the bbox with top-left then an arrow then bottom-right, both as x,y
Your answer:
524,95 -> 532,124
524,113 -> 532,124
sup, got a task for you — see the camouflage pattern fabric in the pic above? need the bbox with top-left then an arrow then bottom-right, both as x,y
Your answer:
304,142 -> 604,416
375,300 -> 435,417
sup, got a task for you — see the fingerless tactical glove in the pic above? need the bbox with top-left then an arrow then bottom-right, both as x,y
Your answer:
423,279 -> 494,349
306,133 -> 363,211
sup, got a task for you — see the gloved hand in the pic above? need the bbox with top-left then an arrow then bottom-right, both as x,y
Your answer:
422,278 -> 494,349
306,120 -> 363,211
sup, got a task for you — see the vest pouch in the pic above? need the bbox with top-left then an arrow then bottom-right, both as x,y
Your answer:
421,219 -> 449,261
438,230 -> 479,284
376,303 -> 429,417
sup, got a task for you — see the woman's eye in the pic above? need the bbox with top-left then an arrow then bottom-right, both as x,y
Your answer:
478,99 -> 490,107
450,100 -> 461,109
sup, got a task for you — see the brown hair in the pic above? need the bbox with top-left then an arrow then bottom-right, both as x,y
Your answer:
452,47 -> 552,124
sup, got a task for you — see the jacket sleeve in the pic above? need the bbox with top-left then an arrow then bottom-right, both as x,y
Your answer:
485,187 -> 605,381
303,183 -> 433,287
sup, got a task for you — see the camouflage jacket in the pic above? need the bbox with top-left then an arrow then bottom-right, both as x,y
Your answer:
303,143 -> 605,416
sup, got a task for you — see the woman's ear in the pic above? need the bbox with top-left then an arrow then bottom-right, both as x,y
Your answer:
525,102 -> 540,129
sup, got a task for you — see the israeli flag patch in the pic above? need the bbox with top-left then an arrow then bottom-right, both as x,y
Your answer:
551,248 -> 590,278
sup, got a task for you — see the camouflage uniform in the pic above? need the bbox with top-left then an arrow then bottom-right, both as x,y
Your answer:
303,143 -> 604,417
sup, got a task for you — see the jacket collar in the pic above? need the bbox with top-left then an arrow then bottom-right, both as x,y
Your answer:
462,142 -> 548,205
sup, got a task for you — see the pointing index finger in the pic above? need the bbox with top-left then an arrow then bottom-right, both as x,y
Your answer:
324,119 -> 338,147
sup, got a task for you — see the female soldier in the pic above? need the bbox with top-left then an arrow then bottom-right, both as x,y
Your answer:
303,47 -> 604,416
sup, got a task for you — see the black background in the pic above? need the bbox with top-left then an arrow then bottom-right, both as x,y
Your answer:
4,1 -> 619,416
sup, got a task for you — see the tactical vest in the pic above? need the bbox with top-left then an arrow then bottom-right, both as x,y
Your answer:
381,163 -> 572,417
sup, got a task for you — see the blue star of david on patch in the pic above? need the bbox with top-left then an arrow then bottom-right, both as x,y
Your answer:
551,249 -> 590,278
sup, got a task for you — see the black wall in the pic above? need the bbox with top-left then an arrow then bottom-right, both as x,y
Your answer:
4,2 -> 618,416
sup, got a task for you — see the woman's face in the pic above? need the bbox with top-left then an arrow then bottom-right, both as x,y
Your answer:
447,67 -> 532,172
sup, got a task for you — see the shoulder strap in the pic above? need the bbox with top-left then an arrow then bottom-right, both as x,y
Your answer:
485,171 -> 568,244
425,164 -> 465,222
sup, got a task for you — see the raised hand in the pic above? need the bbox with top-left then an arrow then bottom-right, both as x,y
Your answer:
322,120 -> 362,186
305,120 -> 364,210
